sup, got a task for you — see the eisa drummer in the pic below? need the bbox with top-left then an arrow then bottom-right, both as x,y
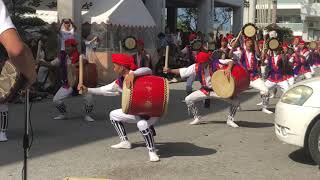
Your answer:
163,52 -> 241,128
232,38 -> 273,114
78,54 -> 160,162
46,39 -> 95,122
292,40 -> 313,80
133,39 -> 153,69
263,48 -> 290,94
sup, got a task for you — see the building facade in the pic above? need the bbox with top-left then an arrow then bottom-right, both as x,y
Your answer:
301,0 -> 320,40
257,0 -> 320,40
144,0 -> 244,34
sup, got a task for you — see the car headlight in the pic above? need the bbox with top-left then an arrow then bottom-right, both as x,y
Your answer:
281,85 -> 313,106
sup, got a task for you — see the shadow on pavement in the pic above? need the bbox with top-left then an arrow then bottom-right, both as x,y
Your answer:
289,148 -> 318,166
0,88 -> 257,166
156,142 -> 217,158
240,108 -> 276,113
131,141 -> 217,158
236,121 -> 274,128
202,120 -> 274,128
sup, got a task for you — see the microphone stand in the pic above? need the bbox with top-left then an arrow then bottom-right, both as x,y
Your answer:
23,89 -> 30,180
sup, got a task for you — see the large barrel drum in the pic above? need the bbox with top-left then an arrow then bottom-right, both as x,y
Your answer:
68,63 -> 98,88
122,75 -> 169,117
211,64 -> 250,98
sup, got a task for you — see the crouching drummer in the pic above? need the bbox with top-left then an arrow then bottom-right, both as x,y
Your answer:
163,52 -> 241,128
78,54 -> 160,162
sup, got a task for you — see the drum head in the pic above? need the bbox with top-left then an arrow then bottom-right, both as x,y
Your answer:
243,23 -> 257,38
310,41 -> 317,49
121,80 -> 131,114
268,38 -> 279,50
191,40 -> 203,51
0,61 -> 23,103
211,70 -> 235,98
123,36 -> 137,51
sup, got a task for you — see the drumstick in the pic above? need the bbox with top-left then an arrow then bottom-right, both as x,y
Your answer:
79,55 -> 84,94
164,45 -> 169,73
233,30 -> 242,48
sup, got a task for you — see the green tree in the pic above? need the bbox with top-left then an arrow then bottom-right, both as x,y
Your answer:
4,0 -> 46,40
265,24 -> 293,43
214,7 -> 232,32
177,8 -> 198,32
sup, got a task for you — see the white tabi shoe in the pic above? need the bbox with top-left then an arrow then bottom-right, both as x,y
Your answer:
53,114 -> 66,120
84,115 -> 95,122
189,117 -> 201,125
262,108 -> 273,114
0,132 -> 8,142
226,116 -> 239,128
111,141 -> 132,149
256,102 -> 263,106
149,151 -> 160,162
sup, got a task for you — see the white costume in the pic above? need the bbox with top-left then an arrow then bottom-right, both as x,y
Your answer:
299,49 -> 313,79
60,27 -> 75,51
233,48 -> 273,114
0,0 -> 16,141
264,54 -> 289,92
180,60 -> 241,127
87,67 -> 159,161
51,53 -> 94,121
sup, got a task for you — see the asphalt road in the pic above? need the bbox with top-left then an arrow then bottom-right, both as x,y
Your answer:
0,79 -> 320,180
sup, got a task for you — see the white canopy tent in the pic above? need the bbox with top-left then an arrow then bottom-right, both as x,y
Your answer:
82,0 -> 156,50
23,0 -> 157,50
24,0 -> 157,83
82,0 -> 156,28
81,0 -> 157,83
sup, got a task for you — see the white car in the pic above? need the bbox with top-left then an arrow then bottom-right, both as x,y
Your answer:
275,77 -> 320,165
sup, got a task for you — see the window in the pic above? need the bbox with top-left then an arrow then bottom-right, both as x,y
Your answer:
277,15 -> 302,23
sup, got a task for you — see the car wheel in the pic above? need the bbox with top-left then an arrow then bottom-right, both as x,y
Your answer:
308,120 -> 320,165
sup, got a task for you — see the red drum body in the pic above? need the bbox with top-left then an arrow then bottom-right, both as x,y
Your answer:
211,64 -> 250,98
122,75 -> 169,117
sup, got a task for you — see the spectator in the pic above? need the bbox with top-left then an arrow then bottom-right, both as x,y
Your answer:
133,39 -> 153,70
83,34 -> 98,61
